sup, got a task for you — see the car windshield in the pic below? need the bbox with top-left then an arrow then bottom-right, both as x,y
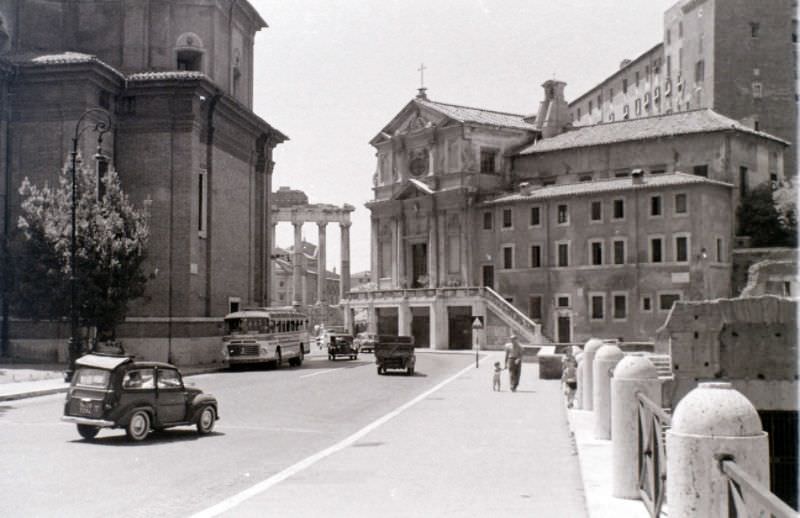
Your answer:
73,368 -> 110,388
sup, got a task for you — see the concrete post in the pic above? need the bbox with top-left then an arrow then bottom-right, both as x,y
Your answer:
666,382 -> 770,518
292,221 -> 303,306
339,222 -> 351,300
316,222 -> 327,304
593,344 -> 625,439
582,338 -> 604,411
575,353 -> 584,409
611,355 -> 660,498
398,297 -> 412,336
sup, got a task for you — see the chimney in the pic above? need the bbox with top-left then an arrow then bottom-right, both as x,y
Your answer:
620,59 -> 632,69
631,169 -> 645,185
539,80 -> 571,139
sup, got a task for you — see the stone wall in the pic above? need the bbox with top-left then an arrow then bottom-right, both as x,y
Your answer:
656,296 -> 797,410
732,247 -> 797,296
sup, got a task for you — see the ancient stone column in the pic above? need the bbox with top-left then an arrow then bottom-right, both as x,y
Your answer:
593,344 -> 625,439
317,222 -> 327,304
269,223 -> 277,304
582,337 -> 604,411
339,222 -> 351,300
611,355 -> 660,498
292,221 -> 302,306
666,382 -> 769,518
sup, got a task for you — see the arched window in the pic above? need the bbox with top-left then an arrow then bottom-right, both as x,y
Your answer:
175,32 -> 204,72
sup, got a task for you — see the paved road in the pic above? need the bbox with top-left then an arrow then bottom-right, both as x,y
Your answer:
0,351 -> 474,518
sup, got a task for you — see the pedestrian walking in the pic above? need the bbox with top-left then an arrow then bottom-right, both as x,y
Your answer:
562,352 -> 578,408
504,334 -> 523,392
492,361 -> 504,391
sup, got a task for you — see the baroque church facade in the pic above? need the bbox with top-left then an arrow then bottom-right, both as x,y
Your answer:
0,0 -> 286,362
351,0 -> 793,348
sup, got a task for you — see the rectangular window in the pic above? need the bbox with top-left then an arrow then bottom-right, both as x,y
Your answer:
650,237 -> 663,263
641,296 -> 652,312
675,193 -> 688,214
579,173 -> 593,182
502,208 -> 513,229
480,149 -> 497,173
557,204 -> 569,224
613,199 -> 625,220
693,165 -> 708,177
679,21 -> 683,38
556,295 -> 570,308
483,211 -> 493,230
650,195 -> 662,216
529,296 -> 543,320
635,98 -> 642,115
675,235 -> 689,263
590,294 -> 605,320
502,245 -> 514,270
716,237 -> 724,262
622,78 -> 628,94
590,201 -> 602,222
695,60 -> 705,83
750,22 -> 760,38
530,245 -> 542,268
635,71 -> 640,86
557,242 -> 569,267
613,239 -> 626,265
589,100 -> 593,113
613,293 -> 628,320
666,28 -> 671,45
659,293 -> 681,311
739,166 -> 749,196
530,206 -> 541,226
590,240 -> 604,266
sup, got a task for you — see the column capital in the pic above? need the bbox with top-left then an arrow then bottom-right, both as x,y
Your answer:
340,222 -> 352,229
317,221 -> 328,229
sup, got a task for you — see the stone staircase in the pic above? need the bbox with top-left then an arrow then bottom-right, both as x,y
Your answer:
482,287 -> 551,346
629,352 -> 673,379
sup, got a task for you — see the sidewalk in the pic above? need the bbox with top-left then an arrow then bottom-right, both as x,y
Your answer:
193,352 -> 589,518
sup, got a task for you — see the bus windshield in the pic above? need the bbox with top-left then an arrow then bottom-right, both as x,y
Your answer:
225,317 -> 272,335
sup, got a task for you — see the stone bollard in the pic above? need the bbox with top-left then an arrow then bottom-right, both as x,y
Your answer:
575,352 -> 584,409
582,338 -> 604,411
593,344 -> 624,439
611,355 -> 660,498
666,382 -> 770,518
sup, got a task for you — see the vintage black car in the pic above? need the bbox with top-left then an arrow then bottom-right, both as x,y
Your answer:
327,332 -> 359,361
353,332 -> 378,353
62,353 -> 219,442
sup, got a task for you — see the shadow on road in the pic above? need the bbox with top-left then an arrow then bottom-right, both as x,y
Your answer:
70,429 -> 225,446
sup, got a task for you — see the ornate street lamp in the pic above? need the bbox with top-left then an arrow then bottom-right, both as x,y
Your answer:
65,108 -> 112,381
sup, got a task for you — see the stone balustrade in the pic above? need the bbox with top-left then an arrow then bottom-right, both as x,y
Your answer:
572,337 -> 796,517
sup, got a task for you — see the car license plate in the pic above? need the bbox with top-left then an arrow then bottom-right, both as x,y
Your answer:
79,400 -> 93,416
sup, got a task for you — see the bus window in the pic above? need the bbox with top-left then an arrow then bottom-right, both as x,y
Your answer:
225,318 -> 243,334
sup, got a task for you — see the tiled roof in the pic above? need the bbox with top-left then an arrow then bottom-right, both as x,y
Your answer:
517,109 -> 789,155
128,71 -> 208,82
483,172 -> 732,205
417,98 -> 537,131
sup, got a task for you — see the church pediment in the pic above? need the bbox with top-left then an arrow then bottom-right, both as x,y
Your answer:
391,178 -> 436,201
370,100 -> 454,146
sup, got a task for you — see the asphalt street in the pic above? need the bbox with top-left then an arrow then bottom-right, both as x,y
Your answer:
0,351 -> 480,517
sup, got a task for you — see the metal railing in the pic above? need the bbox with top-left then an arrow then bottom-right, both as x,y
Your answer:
720,458 -> 799,518
637,391 -> 672,518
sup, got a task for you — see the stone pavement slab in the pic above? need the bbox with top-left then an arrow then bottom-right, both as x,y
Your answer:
193,352 -> 588,518
567,409 -> 650,518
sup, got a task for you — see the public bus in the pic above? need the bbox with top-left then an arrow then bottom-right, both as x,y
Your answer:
221,307 -> 310,367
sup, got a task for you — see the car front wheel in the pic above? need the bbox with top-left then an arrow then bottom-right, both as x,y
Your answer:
77,424 -> 99,440
196,406 -> 215,435
126,410 -> 151,441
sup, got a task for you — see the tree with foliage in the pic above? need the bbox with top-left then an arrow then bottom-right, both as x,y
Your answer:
9,160 -> 149,341
737,183 -> 796,247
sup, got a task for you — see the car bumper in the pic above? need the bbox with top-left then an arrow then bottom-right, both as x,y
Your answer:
61,416 -> 115,427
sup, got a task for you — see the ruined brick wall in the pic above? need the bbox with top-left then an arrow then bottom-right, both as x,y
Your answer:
656,296 -> 797,410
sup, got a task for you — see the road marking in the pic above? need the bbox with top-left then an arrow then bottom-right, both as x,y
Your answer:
189,361 -> 476,518
298,368 -> 339,379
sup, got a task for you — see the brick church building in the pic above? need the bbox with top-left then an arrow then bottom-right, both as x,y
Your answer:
0,0 -> 286,363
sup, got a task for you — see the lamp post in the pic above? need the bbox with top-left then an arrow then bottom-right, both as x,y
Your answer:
65,108 -> 112,381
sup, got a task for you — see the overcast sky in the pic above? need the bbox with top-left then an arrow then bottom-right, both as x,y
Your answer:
250,0 -> 676,274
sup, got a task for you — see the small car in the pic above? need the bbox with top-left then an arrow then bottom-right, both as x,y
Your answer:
327,332 -> 359,360
354,332 -> 378,353
62,353 -> 219,442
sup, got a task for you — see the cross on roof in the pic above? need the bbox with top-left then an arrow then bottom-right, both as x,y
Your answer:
418,63 -> 426,89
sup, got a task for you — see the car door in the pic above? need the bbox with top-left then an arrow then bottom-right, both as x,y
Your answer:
155,368 -> 188,425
